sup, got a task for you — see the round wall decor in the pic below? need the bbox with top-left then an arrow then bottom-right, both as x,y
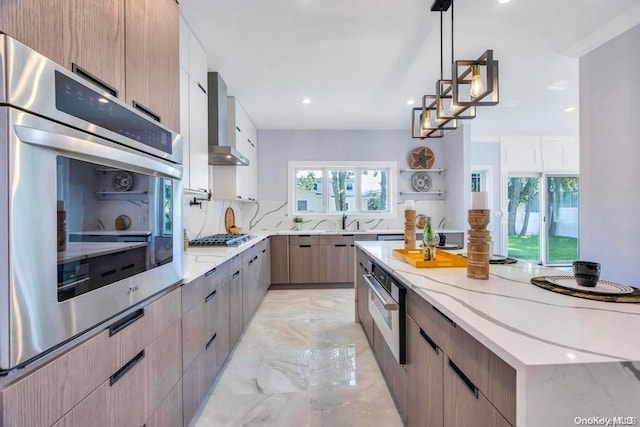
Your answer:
408,146 -> 435,169
111,171 -> 134,192
411,172 -> 433,192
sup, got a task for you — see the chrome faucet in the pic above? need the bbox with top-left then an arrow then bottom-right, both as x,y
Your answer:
342,212 -> 347,230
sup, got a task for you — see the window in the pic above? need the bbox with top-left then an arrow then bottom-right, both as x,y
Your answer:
289,161 -> 395,216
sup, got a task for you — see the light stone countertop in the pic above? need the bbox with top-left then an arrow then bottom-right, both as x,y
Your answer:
355,240 -> 640,426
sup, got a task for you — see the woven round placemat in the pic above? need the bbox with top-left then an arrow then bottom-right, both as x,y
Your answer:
490,257 -> 517,265
531,277 -> 640,303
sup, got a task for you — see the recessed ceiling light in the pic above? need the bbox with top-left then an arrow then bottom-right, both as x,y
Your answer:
563,107 -> 576,113
548,80 -> 569,91
407,99 -> 415,105
302,97 -> 311,105
225,155 -> 232,159
498,0 -> 510,3
98,98 -> 109,104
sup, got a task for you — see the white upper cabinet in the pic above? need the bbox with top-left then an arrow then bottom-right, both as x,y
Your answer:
211,97 -> 258,201
179,16 -> 209,192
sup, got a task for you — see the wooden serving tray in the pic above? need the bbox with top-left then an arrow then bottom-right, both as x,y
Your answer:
393,249 -> 467,268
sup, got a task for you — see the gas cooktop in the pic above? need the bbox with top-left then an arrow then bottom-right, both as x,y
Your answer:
189,233 -> 252,247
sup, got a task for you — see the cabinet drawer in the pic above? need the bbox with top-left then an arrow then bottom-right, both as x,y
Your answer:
1,329 -> 117,427
106,349 -> 150,427
288,235 -> 318,246
406,289 -> 455,355
52,382 -> 108,427
156,288 -> 182,335
147,379 -> 183,427
148,320 -> 182,413
449,326 -> 516,425
109,300 -> 159,367
320,234 -> 355,246
444,358 -> 511,427
182,265 -> 224,314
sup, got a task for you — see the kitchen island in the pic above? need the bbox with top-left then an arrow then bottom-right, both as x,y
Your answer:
355,240 -> 640,426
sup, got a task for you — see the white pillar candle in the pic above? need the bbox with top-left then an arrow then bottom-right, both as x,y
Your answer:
404,200 -> 415,211
471,192 -> 488,210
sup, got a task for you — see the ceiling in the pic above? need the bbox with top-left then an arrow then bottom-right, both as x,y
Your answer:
180,0 -> 640,136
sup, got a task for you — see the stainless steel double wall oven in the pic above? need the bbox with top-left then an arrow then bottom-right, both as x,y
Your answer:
0,35 -> 183,372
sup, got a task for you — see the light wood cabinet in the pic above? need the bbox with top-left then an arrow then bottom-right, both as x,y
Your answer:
146,379 -> 182,427
148,320 -> 182,412
242,245 -> 261,326
270,235 -> 289,284
355,257 -> 374,345
289,238 -> 324,284
125,0 -> 179,130
0,0 -> 64,66
373,323 -> 407,422
62,0 -> 125,96
229,267 -> 244,348
406,315 -> 444,427
325,241 -> 353,283
257,238 -> 271,292
106,349 -> 149,427
444,359 -> 511,427
52,382 -> 108,427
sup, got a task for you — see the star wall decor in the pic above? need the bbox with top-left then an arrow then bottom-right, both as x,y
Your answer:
408,146 -> 435,169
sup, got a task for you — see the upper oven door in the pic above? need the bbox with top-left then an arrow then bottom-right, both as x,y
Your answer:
1,107 -> 183,370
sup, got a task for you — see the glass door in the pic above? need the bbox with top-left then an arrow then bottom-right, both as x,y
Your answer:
544,175 -> 579,265
506,175 -> 541,261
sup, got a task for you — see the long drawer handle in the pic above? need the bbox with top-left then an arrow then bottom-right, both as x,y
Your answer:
334,244 -> 347,247
419,328 -> 439,354
72,63 -> 118,97
343,234 -> 354,237
233,271 -> 240,279
205,267 -> 217,277
101,269 -> 117,277
110,350 -> 145,386
362,274 -> 398,311
132,101 -> 161,122
204,289 -> 217,303
298,234 -> 311,237
197,82 -> 207,94
109,308 -> 145,336
121,263 -> 136,271
299,245 -> 311,248
433,306 -> 457,327
205,333 -> 217,350
448,359 -> 478,398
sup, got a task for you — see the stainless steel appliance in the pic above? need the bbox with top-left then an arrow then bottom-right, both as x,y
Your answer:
189,233 -> 252,247
363,262 -> 406,364
0,35 -> 183,372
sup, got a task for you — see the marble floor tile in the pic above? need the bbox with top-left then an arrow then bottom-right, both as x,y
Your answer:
193,288 -> 401,427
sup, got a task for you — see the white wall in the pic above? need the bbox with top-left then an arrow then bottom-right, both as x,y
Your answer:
579,23 -> 640,286
470,140 -> 502,252
246,130 -> 463,231
443,126 -> 470,232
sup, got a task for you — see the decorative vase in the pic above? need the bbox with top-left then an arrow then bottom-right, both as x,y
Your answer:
294,223 -> 301,231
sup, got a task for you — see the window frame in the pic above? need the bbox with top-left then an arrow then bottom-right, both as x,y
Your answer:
288,161 -> 397,218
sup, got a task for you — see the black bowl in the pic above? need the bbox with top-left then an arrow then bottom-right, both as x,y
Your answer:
573,261 -> 601,287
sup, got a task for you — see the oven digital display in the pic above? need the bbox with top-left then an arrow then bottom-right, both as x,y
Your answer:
54,71 -> 172,155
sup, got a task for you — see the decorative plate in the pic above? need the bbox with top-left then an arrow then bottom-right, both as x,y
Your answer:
545,276 -> 634,295
415,214 -> 427,229
411,172 -> 432,192
408,147 -> 435,169
115,215 -> 131,230
111,171 -> 134,192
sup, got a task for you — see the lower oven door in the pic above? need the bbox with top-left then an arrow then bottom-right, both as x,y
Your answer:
364,274 -> 405,364
1,107 -> 183,371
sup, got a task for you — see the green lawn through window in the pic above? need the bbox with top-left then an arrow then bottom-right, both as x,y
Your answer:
508,235 -> 578,262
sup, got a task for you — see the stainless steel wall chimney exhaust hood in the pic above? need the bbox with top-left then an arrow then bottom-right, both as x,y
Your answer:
208,72 -> 249,166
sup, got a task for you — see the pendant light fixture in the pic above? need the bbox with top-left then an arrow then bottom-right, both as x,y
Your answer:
411,0 -> 499,139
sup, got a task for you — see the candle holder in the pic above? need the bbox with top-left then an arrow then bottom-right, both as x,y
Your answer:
467,209 -> 490,280
404,209 -> 416,249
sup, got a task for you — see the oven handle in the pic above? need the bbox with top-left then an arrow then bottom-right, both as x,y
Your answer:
15,125 -> 182,180
363,274 -> 398,311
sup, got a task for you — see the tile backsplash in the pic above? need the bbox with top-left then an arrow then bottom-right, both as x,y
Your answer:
240,200 -> 447,232
182,196 -> 243,240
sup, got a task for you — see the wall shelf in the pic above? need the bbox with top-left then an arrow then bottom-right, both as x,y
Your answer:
399,168 -> 446,175
399,191 -> 446,197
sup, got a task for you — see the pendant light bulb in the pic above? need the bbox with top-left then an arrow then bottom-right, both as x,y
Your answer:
470,64 -> 484,99
436,99 -> 446,123
421,110 -> 431,131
